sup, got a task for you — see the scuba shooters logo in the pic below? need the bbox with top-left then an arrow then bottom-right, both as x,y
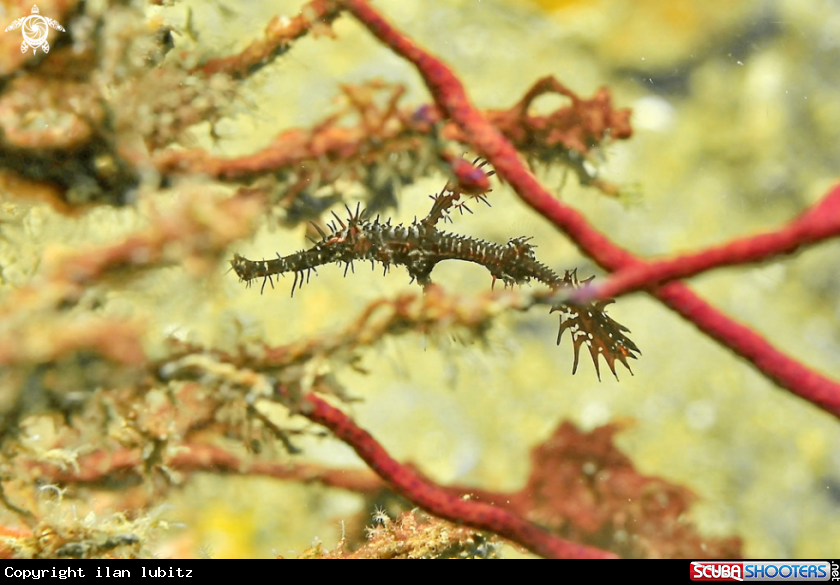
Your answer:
691,561 -> 833,581
4,5 -> 65,54
692,562 -> 744,581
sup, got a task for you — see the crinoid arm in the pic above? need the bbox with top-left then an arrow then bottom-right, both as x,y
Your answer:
552,270 -> 641,380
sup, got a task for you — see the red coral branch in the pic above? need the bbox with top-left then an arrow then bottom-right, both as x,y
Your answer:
341,0 -> 840,419
574,184 -> 840,303
299,390 -> 617,559
199,0 -> 344,77
655,284 -> 840,416
154,77 -> 629,198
